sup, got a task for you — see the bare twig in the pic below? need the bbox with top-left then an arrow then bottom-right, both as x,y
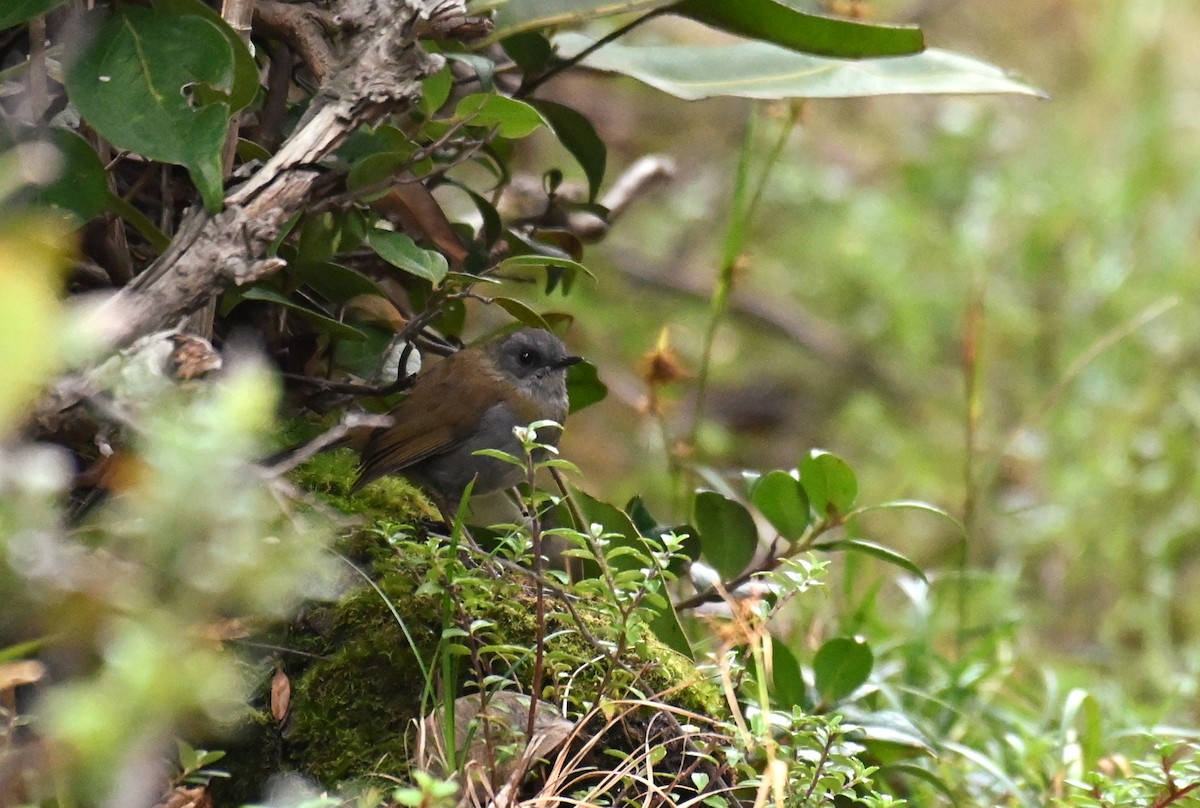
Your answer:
253,0 -> 339,85
262,411 -> 393,475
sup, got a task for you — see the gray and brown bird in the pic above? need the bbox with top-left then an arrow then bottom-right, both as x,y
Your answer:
352,328 -> 582,516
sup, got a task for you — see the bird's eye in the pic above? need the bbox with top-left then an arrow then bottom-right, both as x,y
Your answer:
519,350 -> 537,366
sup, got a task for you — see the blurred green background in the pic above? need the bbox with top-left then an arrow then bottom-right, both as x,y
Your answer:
534,0 -> 1200,715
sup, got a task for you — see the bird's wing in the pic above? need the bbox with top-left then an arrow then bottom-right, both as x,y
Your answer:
353,353 -> 496,489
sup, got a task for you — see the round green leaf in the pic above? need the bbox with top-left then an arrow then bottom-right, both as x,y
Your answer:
812,636 -> 873,704
693,491 -> 758,581
750,470 -> 811,540
800,449 -> 857,517
64,6 -> 235,211
368,229 -> 449,285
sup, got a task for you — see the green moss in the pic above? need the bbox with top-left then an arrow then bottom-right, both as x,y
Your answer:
260,528 -> 723,787
225,426 -> 724,791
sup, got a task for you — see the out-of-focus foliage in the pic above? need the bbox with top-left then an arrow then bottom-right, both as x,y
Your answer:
0,205 -> 338,801
566,0 -> 1200,706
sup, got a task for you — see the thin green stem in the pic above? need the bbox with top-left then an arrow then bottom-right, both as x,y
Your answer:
689,104 -> 800,450
690,107 -> 758,447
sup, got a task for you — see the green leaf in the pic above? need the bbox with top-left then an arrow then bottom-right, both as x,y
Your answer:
811,538 -> 926,582
750,470 -> 810,540
298,210 -> 367,262
104,192 -> 171,252
771,636 -> 809,711
840,707 -> 934,753
566,359 -> 607,413
347,152 -> 412,192
1062,688 -> 1103,773
153,0 -> 258,112
812,636 -> 873,704
673,0 -> 923,58
693,491 -> 758,580
799,449 -> 857,517
649,598 -> 694,659
445,53 -> 497,92
529,100 -> 607,202
492,296 -> 551,330
570,487 -> 659,573
553,34 -> 1045,101
32,130 -> 107,221
368,229 -> 450,285
291,261 -> 387,304
485,0 -> 677,42
223,287 -> 367,341
421,65 -> 454,115
64,5 -> 236,211
454,94 -> 546,139
494,254 -> 595,289
500,31 -> 554,73
878,763 -> 955,799
0,0 -> 72,28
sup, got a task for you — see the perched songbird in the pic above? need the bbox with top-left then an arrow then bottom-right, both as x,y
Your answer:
352,329 -> 582,514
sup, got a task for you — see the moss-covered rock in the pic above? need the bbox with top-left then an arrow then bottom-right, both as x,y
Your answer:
218,441 -> 725,799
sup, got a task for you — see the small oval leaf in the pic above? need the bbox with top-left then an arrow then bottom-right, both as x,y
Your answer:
800,449 -> 857,517
693,491 -> 758,581
368,229 -> 449,285
813,636 -> 873,704
771,636 -> 810,711
750,470 -> 810,540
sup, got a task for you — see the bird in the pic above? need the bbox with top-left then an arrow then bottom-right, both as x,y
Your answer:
352,328 -> 582,517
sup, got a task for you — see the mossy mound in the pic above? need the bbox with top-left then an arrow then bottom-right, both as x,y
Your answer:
217,446 -> 725,799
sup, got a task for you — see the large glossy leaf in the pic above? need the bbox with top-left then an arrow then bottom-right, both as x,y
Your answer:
693,491 -> 758,581
481,0 -> 677,41
672,0 -> 923,58
65,6 -> 237,211
554,34 -> 1044,101
0,0 -> 72,28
